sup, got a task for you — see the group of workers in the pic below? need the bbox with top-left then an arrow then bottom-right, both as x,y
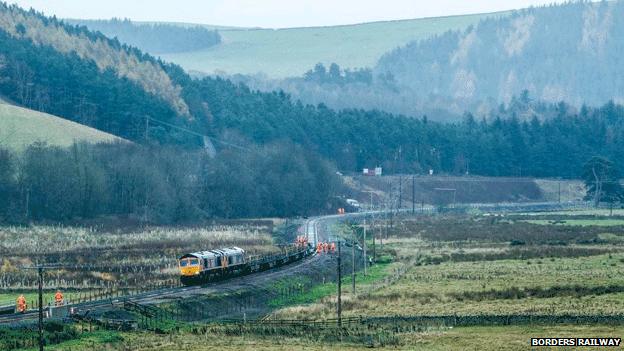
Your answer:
316,242 -> 336,254
295,235 -> 309,248
296,235 -> 336,254
15,291 -> 64,313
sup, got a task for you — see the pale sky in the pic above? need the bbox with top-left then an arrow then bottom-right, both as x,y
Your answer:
8,0 -> 574,28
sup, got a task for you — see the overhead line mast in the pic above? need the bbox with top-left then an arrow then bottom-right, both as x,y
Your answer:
22,263 -> 64,351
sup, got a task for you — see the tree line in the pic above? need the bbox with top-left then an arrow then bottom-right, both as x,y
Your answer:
194,76 -> 624,178
0,16 -> 202,146
68,18 -> 222,54
0,142 -> 341,224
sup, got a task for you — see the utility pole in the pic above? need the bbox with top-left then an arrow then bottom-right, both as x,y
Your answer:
398,176 -> 402,210
23,264 -> 61,351
398,146 -> 403,211
379,220 -> 384,250
362,190 -> 375,212
145,116 -> 150,142
386,203 -> 390,238
37,267 -> 43,351
372,225 -> 376,263
363,218 -> 367,276
352,228 -> 356,295
412,174 -> 415,214
558,179 -> 561,203
336,241 -> 342,327
24,188 -> 30,220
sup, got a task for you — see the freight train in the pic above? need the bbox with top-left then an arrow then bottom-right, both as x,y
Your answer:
178,244 -> 314,286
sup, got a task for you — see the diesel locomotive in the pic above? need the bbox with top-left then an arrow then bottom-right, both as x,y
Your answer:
178,244 -> 313,286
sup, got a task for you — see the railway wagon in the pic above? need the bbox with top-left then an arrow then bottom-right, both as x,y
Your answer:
179,245 -> 313,286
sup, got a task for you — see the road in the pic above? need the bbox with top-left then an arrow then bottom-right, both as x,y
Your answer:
0,201 -> 588,325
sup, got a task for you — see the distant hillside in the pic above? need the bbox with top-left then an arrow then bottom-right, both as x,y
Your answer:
158,12 -> 504,78
68,18 -> 221,54
374,1 -> 624,112
0,103 -> 123,151
249,1 -> 623,119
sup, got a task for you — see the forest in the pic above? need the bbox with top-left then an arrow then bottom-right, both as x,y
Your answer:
4,9 -> 624,179
196,76 -> 624,178
1,0 -> 624,220
0,142 -> 340,224
68,18 -> 222,54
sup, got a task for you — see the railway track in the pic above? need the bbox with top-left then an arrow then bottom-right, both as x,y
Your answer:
0,217 -> 329,325
0,201 -> 589,325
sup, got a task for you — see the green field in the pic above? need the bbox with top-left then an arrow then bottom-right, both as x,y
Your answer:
0,103 -> 122,151
160,12 -> 506,78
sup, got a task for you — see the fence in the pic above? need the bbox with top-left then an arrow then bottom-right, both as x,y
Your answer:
217,314 -> 624,329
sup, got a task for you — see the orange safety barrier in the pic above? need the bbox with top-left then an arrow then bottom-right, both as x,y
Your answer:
16,295 -> 26,313
54,291 -> 64,307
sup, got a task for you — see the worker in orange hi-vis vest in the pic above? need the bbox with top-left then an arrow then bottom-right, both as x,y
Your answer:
16,295 -> 27,313
330,242 -> 336,253
323,242 -> 329,253
54,291 -> 64,307
316,243 -> 322,254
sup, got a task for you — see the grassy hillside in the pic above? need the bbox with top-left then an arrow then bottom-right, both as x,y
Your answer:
159,12 -> 506,78
0,103 -> 123,151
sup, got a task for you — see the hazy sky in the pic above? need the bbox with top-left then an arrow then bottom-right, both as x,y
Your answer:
9,0 -> 573,28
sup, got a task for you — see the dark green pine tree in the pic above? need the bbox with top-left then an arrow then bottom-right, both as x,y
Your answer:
583,156 -> 624,211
